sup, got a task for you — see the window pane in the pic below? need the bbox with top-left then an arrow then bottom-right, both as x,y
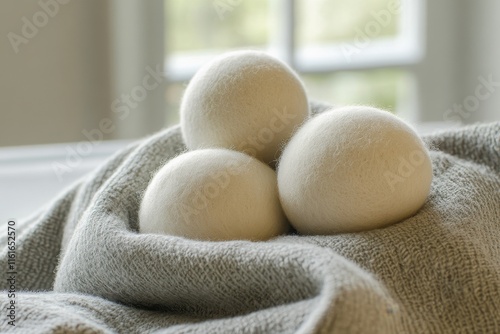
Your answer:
165,0 -> 270,54
297,0 -> 401,47
300,69 -> 410,113
165,70 -> 411,127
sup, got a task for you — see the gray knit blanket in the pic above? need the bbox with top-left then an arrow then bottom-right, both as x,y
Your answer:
1,103 -> 499,333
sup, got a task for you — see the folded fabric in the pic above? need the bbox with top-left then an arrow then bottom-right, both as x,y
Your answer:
1,103 -> 499,333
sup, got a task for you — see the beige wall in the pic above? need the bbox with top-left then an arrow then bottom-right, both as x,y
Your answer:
460,0 -> 500,123
0,0 -> 111,147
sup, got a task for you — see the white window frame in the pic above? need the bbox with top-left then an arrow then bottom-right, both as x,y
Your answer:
108,0 -> 166,139
165,1 -> 425,74
120,0 -> 461,131
163,0 -> 429,119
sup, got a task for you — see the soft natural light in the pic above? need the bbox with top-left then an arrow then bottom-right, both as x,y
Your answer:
163,0 -> 423,125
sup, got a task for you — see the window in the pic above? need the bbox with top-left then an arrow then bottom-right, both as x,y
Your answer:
163,0 -> 424,125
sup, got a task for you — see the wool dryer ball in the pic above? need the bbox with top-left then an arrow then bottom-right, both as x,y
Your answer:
180,50 -> 309,165
277,106 -> 433,235
139,148 -> 288,241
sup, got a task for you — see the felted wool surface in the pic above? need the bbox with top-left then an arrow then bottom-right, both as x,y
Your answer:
180,50 -> 309,165
139,148 -> 288,241
278,106 -> 433,234
1,102 -> 500,333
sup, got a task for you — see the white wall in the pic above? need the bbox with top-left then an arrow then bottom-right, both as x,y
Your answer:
413,0 -> 461,123
108,0 -> 166,140
459,0 -> 500,123
0,0 -> 112,147
416,0 -> 500,124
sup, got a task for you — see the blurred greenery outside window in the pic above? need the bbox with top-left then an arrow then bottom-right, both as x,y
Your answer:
164,0 -> 418,125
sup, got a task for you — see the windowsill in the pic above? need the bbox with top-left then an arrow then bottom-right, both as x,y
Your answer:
0,140 -> 131,222
412,121 -> 463,136
0,121 -> 460,222
164,38 -> 422,82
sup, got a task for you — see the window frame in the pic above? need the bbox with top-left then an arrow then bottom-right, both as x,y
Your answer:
160,0 -> 460,124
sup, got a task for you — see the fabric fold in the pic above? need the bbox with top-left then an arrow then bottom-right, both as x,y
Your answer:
1,104 -> 499,333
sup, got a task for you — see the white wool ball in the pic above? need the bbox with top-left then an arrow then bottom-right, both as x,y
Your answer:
139,148 -> 288,241
180,50 -> 309,165
277,106 -> 433,234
